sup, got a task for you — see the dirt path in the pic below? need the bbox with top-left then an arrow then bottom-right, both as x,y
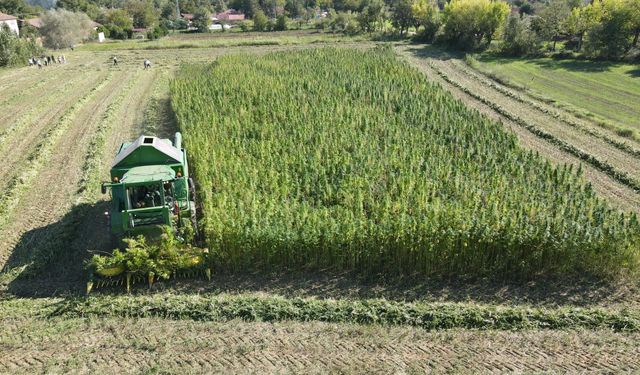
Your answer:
397,45 -> 640,213
0,317 -> 637,373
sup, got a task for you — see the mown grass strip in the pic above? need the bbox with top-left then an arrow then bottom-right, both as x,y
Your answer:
23,293 -> 638,332
77,70 -> 140,199
428,61 -> 640,193
0,72 -> 114,235
454,60 -> 640,159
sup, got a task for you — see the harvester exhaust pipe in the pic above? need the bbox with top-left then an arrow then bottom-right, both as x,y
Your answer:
174,132 -> 182,150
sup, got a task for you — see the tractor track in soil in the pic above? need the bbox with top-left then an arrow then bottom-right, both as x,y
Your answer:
428,58 -> 640,187
397,45 -> 640,213
0,318 -> 638,373
0,70 -> 133,265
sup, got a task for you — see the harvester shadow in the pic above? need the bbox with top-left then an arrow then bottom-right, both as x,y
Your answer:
5,201 -> 113,297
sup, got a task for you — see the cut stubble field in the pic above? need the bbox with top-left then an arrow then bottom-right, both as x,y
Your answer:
0,35 -> 639,373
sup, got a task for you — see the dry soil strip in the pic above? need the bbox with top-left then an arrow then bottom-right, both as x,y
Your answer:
0,318 -> 637,373
396,46 -> 640,213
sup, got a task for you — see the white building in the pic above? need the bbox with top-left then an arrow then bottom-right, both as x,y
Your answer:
0,12 -> 19,36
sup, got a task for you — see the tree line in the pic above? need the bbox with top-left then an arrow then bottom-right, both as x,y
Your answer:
0,0 -> 638,63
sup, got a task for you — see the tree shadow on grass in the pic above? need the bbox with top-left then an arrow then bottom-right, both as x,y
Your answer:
403,42 -> 466,61
626,68 -> 640,78
3,201 -> 113,297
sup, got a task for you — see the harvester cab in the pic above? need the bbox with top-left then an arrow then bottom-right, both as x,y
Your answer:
102,132 -> 197,240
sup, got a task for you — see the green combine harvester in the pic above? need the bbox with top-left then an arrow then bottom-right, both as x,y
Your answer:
102,132 -> 197,240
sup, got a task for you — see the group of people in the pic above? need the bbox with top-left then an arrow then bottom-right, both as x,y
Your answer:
28,55 -> 66,68
112,56 -> 152,70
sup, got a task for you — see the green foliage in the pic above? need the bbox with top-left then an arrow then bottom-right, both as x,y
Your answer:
147,24 -> 169,39
357,0 -> 386,33
331,11 -> 360,34
501,14 -> 540,55
125,0 -> 159,28
88,226 -> 208,280
56,0 -> 101,20
530,0 -> 571,51
239,19 -> 254,31
54,293 -> 640,332
0,0 -> 42,18
40,9 -> 93,49
412,0 -> 440,42
193,8 -> 212,32
0,26 -> 43,67
171,48 -> 640,278
583,0 -> 638,59
252,9 -> 269,31
391,0 -> 415,36
442,0 -> 510,50
275,14 -> 288,31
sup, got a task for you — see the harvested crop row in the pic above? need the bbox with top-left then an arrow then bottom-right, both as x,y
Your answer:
30,293 -> 640,332
430,59 -> 640,186
0,71 -> 117,263
428,60 -> 640,193
451,60 -> 640,157
395,46 -> 640,213
172,47 -> 640,278
0,72 -> 105,194
0,68 -> 71,121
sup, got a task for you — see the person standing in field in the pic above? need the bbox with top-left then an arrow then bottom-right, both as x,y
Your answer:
37,60 -> 42,69
113,56 -> 118,66
143,59 -> 151,69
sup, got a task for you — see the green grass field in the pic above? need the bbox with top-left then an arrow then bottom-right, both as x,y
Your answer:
472,55 -> 640,133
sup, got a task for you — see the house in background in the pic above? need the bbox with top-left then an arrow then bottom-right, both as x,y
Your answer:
214,9 -> 245,22
0,12 -> 19,36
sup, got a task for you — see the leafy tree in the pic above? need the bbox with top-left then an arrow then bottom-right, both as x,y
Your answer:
358,0 -> 385,33
252,9 -> 269,30
501,14 -> 540,55
285,0 -> 305,18
274,14 -> 288,30
106,9 -> 135,30
56,0 -> 100,20
0,25 -> 43,67
584,0 -> 636,59
442,0 -> 510,50
566,0 -> 603,51
126,0 -> 159,28
193,8 -> 212,31
0,0 -> 42,18
412,0 -> 440,42
332,10 -> 359,33
40,9 -> 93,49
518,2 -> 533,16
391,0 -> 415,36
530,0 -> 571,51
